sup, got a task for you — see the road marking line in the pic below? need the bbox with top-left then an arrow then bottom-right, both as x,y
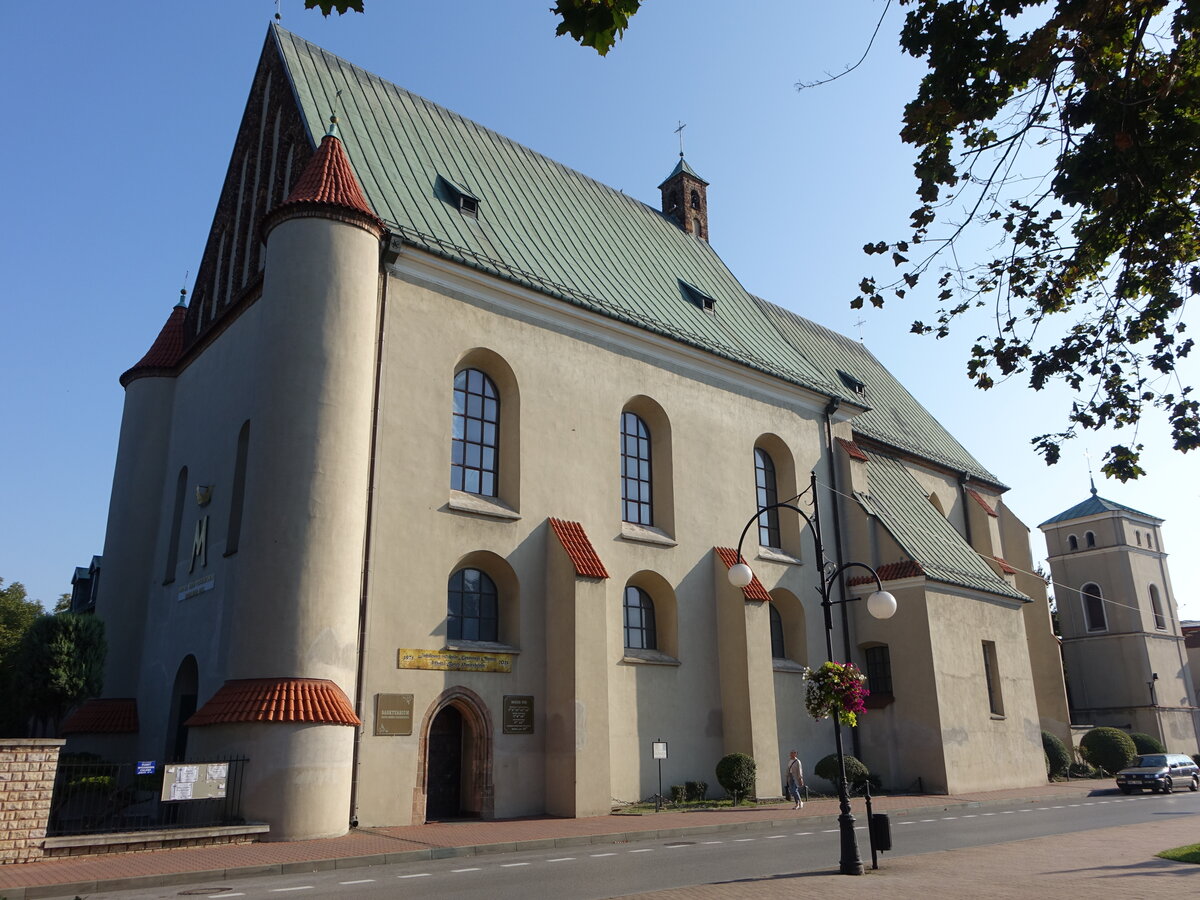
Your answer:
981,812 -> 996,816
822,829 -> 839,833
702,841 -> 724,845
548,857 -> 576,862
270,889 -> 314,893
944,816 -> 959,820
629,848 -> 653,853
590,853 -> 617,858
919,819 -> 937,823
734,838 -> 756,842
339,880 -> 376,885
961,814 -> 977,818
766,835 -> 787,839
398,873 -> 431,879
1051,805 -> 1066,809
895,822 -> 915,825
451,868 -> 480,872
794,832 -> 814,836
502,862 -> 531,867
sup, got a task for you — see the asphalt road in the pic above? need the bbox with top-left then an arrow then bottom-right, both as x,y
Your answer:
92,790 -> 1200,900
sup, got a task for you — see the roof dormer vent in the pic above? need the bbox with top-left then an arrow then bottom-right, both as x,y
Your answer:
679,280 -> 716,312
837,369 -> 866,397
437,175 -> 480,218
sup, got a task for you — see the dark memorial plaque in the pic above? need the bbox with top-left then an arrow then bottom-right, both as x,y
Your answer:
375,693 -> 414,736
503,695 -> 534,735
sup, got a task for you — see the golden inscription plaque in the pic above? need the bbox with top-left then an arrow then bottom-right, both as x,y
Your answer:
397,648 -> 513,673
374,693 -> 414,736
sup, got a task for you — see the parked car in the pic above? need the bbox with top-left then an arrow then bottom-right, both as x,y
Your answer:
1115,753 -> 1199,794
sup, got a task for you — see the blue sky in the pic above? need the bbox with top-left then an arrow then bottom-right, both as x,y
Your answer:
1,1 -> 1195,621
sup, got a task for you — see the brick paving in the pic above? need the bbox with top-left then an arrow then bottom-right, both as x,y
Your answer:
1,780 -> 1195,898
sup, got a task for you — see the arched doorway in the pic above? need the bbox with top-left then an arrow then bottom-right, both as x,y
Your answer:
165,656 -> 198,762
416,687 -> 494,822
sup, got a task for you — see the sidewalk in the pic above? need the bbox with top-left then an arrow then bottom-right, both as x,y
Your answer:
0,780 -> 1192,899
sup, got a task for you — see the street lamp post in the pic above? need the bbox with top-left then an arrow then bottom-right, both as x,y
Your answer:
728,471 -> 896,876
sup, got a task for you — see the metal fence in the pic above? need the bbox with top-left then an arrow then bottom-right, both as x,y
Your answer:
47,756 -> 248,836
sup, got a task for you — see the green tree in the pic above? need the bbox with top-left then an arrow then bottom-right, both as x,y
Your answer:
852,1 -> 1200,481
0,579 -> 44,733
11,612 -> 106,735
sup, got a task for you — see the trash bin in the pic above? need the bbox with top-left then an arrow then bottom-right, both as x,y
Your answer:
870,813 -> 892,852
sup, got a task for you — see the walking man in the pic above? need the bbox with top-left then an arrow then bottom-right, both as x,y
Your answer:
786,750 -> 804,809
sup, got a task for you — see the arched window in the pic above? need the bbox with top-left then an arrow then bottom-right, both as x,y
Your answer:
1085,531 -> 1096,548
1068,534 -> 1079,551
1150,585 -> 1166,630
164,466 -> 188,584
754,448 -> 781,549
690,189 -> 701,210
448,567 -> 498,642
226,421 -> 250,556
864,645 -> 893,696
623,586 -> 657,650
1081,582 -> 1107,632
769,605 -> 786,659
621,412 -> 653,525
1135,531 -> 1142,546
452,368 -> 500,497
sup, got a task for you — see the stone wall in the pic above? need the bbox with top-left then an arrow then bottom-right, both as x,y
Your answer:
0,738 -> 64,864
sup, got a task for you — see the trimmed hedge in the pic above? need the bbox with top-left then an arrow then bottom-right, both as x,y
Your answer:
1079,726 -> 1136,775
814,753 -> 870,790
1129,732 -> 1166,754
715,753 -> 756,803
1042,730 -> 1071,778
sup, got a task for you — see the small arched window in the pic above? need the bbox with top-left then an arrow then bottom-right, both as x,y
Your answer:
1150,585 -> 1166,630
452,368 -> 500,497
689,189 -> 701,210
623,586 -> 657,650
1082,582 -> 1107,632
754,448 -> 781,549
448,567 -> 498,642
1135,531 -> 1142,546
1068,534 -> 1079,551
769,605 -> 785,659
1086,531 -> 1096,548
621,412 -> 653,525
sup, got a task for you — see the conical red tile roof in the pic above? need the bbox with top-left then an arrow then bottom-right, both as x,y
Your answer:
262,124 -> 384,239
186,677 -> 360,727
120,304 -> 187,386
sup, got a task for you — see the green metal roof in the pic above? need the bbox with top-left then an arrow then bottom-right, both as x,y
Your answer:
270,25 -> 1001,487
855,453 -> 1027,602
1039,490 -> 1161,527
753,300 -> 1002,485
658,156 -> 708,187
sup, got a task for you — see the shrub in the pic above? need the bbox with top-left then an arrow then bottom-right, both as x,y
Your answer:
1042,731 -> 1071,778
1079,727 -> 1137,775
685,780 -> 708,801
670,784 -> 687,803
715,753 -> 756,803
1129,732 -> 1166,754
814,753 -> 870,790
1068,761 -> 1097,778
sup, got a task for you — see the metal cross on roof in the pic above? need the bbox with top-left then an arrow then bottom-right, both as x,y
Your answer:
674,120 -> 686,158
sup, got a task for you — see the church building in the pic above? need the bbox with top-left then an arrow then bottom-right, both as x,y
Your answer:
67,25 -> 1070,840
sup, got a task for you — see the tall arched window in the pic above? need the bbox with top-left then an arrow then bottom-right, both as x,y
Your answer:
621,412 -> 653,525
754,448 -> 781,549
1085,531 -> 1096,548
769,605 -> 785,659
1068,534 -> 1079,551
448,567 -> 498,642
226,421 -> 250,556
1135,531 -> 1142,546
164,466 -> 188,584
1081,582 -> 1107,632
452,368 -> 500,497
1149,585 -> 1166,630
623,586 -> 657,650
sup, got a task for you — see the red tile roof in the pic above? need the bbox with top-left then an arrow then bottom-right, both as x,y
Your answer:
837,437 -> 869,462
120,304 -> 187,386
186,678 -> 360,727
992,556 -> 1018,575
967,488 -> 999,517
262,124 -> 385,239
60,698 -> 139,735
848,560 -> 925,586
549,518 -> 609,578
714,547 -> 773,602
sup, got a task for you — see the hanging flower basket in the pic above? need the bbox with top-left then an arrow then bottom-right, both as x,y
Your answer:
802,661 -> 870,727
